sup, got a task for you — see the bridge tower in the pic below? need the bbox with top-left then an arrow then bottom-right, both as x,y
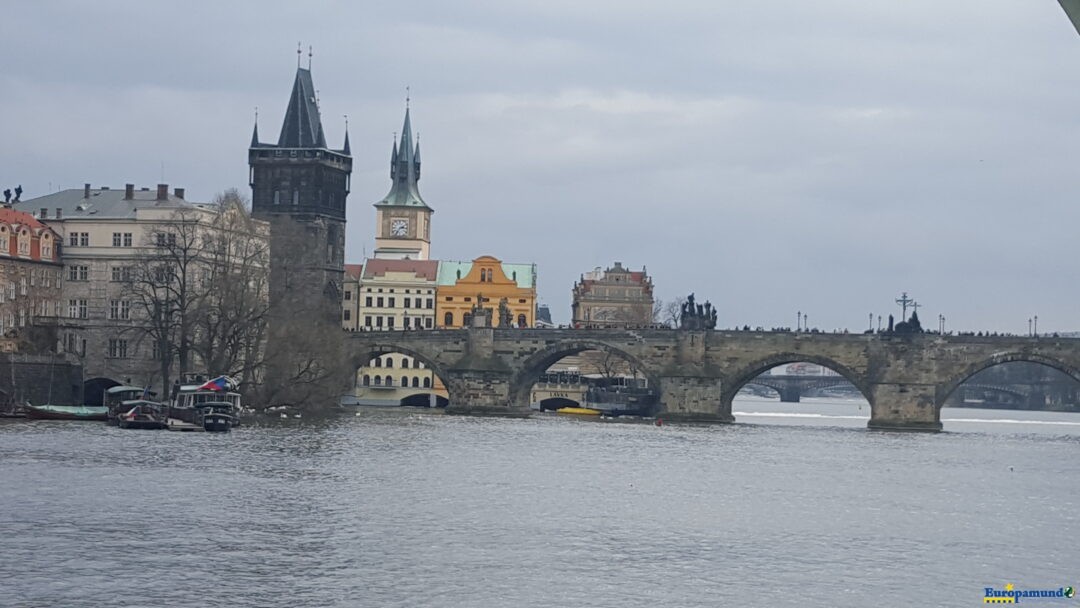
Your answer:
249,61 -> 352,402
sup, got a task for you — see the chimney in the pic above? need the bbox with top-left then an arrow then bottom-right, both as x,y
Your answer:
156,184 -> 168,201
173,187 -> 185,199
124,184 -> 134,200
55,208 -> 62,219
83,183 -> 90,199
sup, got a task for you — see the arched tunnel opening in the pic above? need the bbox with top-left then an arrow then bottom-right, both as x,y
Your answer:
524,348 -> 660,418
347,350 -> 450,408
732,360 -> 869,427
940,359 -> 1080,432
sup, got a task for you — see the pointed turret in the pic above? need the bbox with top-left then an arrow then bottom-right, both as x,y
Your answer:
375,106 -> 428,209
342,129 -> 351,155
277,67 -> 327,148
251,120 -> 260,147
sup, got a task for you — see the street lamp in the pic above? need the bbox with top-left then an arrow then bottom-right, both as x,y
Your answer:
869,313 -> 873,332
1034,315 -> 1038,338
938,314 -> 944,334
797,311 -> 801,331
1028,318 -> 1033,337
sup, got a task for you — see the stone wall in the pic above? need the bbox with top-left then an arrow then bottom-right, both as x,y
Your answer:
0,353 -> 82,405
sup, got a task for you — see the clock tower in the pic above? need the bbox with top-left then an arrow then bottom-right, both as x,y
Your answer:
373,106 -> 433,260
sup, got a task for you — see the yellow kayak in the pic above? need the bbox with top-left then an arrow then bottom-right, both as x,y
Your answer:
556,407 -> 602,416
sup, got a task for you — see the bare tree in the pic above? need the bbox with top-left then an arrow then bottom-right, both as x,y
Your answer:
663,297 -> 686,328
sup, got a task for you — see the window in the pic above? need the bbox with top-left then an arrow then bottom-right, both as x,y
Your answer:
79,233 -> 89,247
108,300 -> 131,320
376,297 -> 384,307
445,296 -> 452,301
18,309 -> 25,327
387,317 -> 395,329
108,338 -> 129,358
413,359 -> 421,369
375,316 -> 383,328
423,377 -> 431,388
344,291 -> 352,301
374,375 -> 382,386
114,232 -> 133,247
19,278 -> 26,295
373,358 -> 382,368
426,299 -> 433,309
111,266 -> 132,282
386,358 -> 394,368
41,237 -> 52,259
7,282 -> 14,301
444,312 -> 453,326
362,375 -> 370,386
425,317 -> 433,329
401,357 -> 410,368
343,309 -> 351,321
69,233 -> 78,247
17,231 -> 29,256
412,377 -> 420,388
400,376 -> 407,387
403,298 -> 411,309
112,232 -> 121,247
68,299 -> 87,319
402,317 -> 410,329
385,377 -> 394,387
388,297 -> 395,308
123,233 -> 132,247
364,315 -> 372,327
64,333 -> 78,355
69,266 -> 88,281
29,271 -> 34,287
273,190 -> 280,205
518,314 -> 527,327
365,296 -> 372,307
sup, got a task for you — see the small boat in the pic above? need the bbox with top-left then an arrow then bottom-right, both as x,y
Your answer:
195,402 -> 234,432
556,406 -> 602,416
24,403 -> 108,421
117,400 -> 168,430
105,385 -> 151,426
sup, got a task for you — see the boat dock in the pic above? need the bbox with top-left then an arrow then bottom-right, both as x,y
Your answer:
166,418 -> 204,432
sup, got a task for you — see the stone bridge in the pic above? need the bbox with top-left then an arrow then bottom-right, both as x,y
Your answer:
344,328 -> 1080,431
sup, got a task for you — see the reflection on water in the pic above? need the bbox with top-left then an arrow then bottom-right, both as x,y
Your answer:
2,404 -> 1079,607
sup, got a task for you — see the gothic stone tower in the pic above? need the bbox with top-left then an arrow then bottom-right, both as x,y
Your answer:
249,66 -> 351,401
373,106 -> 433,260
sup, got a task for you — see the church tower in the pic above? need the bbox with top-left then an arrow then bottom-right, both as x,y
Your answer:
249,64 -> 352,327
373,106 -> 433,260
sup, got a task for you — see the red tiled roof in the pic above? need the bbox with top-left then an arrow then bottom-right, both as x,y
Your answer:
344,264 -> 364,280
0,208 -> 49,232
363,258 -> 439,281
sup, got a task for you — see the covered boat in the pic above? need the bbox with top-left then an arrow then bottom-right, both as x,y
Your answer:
24,404 -> 108,421
105,385 -> 150,426
169,374 -> 240,432
117,400 -> 168,430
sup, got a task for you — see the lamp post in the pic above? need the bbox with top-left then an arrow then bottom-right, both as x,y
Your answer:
1028,318 -> 1033,337
869,313 -> 873,332
1034,315 -> 1038,338
797,311 -> 801,332
877,315 -> 882,332
805,314 -> 809,331
938,314 -> 945,335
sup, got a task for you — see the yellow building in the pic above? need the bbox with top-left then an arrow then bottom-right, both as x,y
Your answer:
436,256 -> 536,328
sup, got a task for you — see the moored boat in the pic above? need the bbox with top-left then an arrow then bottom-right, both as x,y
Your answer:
168,374 -> 241,432
195,402 -> 234,432
24,403 -> 108,421
556,406 -> 602,416
105,385 -> 150,426
117,400 -> 168,430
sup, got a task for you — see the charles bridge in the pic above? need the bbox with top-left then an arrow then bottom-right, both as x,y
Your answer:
345,327 -> 1080,431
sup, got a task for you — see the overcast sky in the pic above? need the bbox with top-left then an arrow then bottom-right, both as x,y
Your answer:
4,1 -> 1080,330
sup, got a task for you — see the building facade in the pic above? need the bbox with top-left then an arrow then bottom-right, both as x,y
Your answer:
18,184 -> 269,395
571,262 -> 654,328
355,259 -> 438,331
342,263 -> 363,331
436,256 -> 537,328
0,208 -> 63,354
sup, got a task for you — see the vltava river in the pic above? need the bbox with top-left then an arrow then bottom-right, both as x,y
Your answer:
2,399 -> 1078,607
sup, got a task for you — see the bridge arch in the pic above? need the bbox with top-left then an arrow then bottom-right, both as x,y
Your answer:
722,352 -> 873,406
507,339 -> 662,409
937,351 -> 1080,408
348,343 -> 458,404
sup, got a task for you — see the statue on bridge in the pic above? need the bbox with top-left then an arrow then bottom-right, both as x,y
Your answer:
679,293 -> 717,330
498,297 -> 514,328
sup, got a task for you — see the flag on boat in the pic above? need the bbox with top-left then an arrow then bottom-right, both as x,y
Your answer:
198,376 -> 233,392
141,386 -> 151,399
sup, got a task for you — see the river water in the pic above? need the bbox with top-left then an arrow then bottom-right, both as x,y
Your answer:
2,398 -> 1078,607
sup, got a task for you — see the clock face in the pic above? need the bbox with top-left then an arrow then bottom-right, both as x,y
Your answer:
390,219 -> 408,237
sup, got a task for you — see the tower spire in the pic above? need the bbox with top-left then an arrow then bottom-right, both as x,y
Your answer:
342,114 -> 351,155
375,104 -> 429,210
251,106 -> 260,147
277,62 -> 327,148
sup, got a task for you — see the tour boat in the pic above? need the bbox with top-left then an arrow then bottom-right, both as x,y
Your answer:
556,406 -> 602,416
168,375 -> 241,432
104,385 -> 151,426
24,403 -> 108,421
117,400 -> 168,430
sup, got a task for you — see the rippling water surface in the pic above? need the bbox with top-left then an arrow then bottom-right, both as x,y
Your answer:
2,399 -> 1079,607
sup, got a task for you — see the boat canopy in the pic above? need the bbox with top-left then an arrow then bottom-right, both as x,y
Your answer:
106,385 -> 144,395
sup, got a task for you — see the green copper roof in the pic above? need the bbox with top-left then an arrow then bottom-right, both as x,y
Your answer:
374,107 -> 431,210
436,260 -> 536,289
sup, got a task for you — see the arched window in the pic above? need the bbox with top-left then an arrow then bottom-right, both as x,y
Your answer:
401,357 -> 410,367
423,377 -> 431,388
362,375 -> 370,386
412,377 -> 420,387
386,357 -> 394,368
373,358 -> 382,367
401,375 -> 408,387
444,311 -> 453,326
518,314 -> 527,327
386,376 -> 394,387
374,375 -> 382,386
413,359 -> 421,369
463,312 -> 472,326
